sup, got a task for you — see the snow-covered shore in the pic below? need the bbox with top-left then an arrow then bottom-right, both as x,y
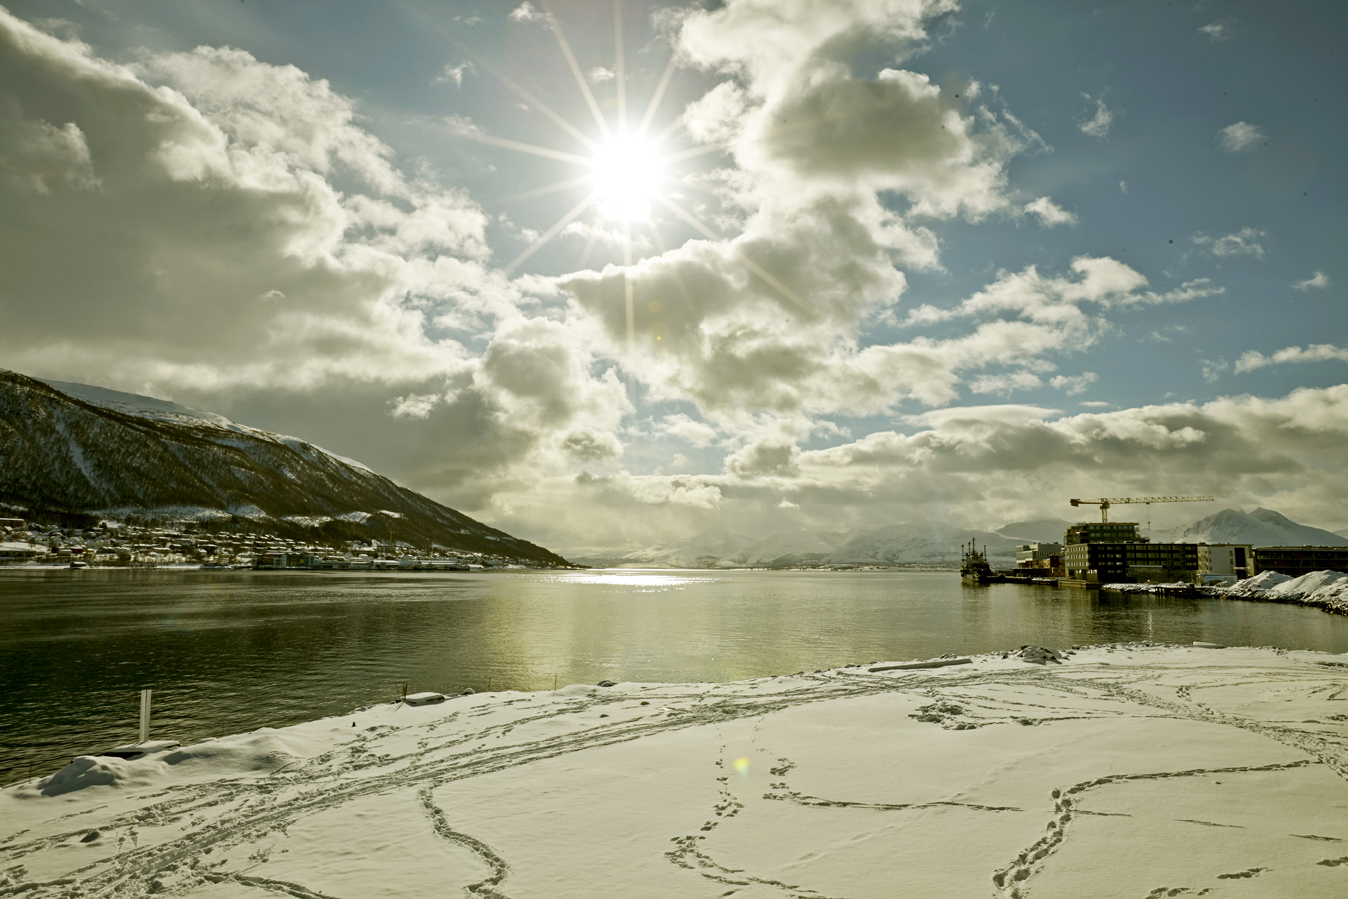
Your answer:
4,645 -> 1347,898
1104,570 -> 1348,615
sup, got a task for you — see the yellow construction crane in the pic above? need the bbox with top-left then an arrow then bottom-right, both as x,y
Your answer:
1069,495 -> 1214,523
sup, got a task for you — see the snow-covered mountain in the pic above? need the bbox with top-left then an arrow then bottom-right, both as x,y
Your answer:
570,529 -> 757,568
586,522 -> 1022,569
578,507 -> 1346,570
822,523 -> 1020,567
996,518 -> 1074,543
1154,508 -> 1348,547
0,369 -> 568,564
731,528 -> 849,567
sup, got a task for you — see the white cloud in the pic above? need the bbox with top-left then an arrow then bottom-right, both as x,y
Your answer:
390,393 -> 441,419
661,414 -> 720,448
433,61 -> 472,87
970,371 -> 1042,396
1024,196 -> 1077,228
1078,94 -> 1114,139
540,0 -> 1112,438
508,3 -> 540,23
1234,344 -> 1348,374
1292,271 -> 1330,290
0,12 -> 496,396
1219,122 -> 1264,152
1192,227 -> 1266,258
496,383 -> 1348,553
1050,372 -> 1098,395
1199,22 -> 1233,42
588,66 -> 614,83
0,120 -> 99,194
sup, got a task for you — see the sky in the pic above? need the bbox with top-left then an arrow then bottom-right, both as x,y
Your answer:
1,0 -> 1346,553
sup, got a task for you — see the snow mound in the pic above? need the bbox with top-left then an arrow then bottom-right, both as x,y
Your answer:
1216,569 -> 1348,614
1223,570 -> 1291,596
32,732 -> 316,796
159,732 -> 314,775
37,755 -> 158,796
1270,570 -> 1348,596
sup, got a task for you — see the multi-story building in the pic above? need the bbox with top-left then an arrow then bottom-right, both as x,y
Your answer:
1197,544 -> 1254,582
1064,522 -> 1147,545
1016,542 -> 1062,570
1253,546 -> 1348,578
1062,541 -> 1200,583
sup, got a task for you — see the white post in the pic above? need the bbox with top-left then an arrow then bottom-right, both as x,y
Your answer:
139,689 -> 151,743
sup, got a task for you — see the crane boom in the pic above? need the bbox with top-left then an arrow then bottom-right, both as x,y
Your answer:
1069,495 -> 1214,523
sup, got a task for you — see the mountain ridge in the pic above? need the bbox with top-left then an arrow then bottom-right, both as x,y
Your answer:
0,369 -> 569,565
571,507 -> 1347,569
1154,507 -> 1348,548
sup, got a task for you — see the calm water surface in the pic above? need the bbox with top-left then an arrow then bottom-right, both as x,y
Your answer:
4,567 -> 1347,782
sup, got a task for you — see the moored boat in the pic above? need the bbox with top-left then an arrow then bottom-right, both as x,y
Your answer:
960,538 -> 995,584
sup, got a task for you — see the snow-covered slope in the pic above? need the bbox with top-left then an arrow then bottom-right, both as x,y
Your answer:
0,369 -> 567,564
1155,508 -> 1348,547
822,523 -> 1020,567
996,518 -> 1073,543
605,529 -> 757,568
38,378 -> 246,432
592,520 -> 1030,569
730,529 -> 841,566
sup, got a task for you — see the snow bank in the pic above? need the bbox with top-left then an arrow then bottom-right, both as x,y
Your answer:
1100,581 -> 1198,594
1270,569 -> 1348,596
1226,569 -> 1293,595
1219,569 -> 1348,614
5,647 -> 1348,898
30,732 -> 319,797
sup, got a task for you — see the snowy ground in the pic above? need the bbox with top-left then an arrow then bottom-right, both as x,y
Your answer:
1101,570 -> 1348,615
1222,571 -> 1348,615
4,646 -> 1348,898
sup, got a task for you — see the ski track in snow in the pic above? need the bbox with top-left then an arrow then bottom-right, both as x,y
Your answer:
3,654 -> 1347,898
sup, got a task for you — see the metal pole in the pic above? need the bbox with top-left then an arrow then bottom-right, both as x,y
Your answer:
139,689 -> 151,743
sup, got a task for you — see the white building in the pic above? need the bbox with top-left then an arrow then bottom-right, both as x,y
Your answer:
1197,544 -> 1254,582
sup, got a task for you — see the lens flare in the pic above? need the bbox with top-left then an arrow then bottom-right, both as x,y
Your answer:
733,756 -> 750,779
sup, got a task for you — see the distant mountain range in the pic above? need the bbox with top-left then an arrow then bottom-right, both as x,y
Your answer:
1152,507 -> 1348,548
0,369 -> 568,565
569,508 -> 1347,570
571,521 -> 1046,569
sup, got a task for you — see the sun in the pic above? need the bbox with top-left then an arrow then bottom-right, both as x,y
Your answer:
591,132 -> 663,223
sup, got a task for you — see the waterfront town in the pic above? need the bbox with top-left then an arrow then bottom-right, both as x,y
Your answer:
1012,519 -> 1348,586
0,517 -> 536,570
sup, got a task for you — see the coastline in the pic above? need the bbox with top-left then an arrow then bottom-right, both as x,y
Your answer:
4,644 -> 1347,898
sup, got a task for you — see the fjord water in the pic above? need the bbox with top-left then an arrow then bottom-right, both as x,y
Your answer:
4,568 -> 1347,783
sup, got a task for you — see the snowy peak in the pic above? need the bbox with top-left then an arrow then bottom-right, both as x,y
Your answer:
1156,508 -> 1348,547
